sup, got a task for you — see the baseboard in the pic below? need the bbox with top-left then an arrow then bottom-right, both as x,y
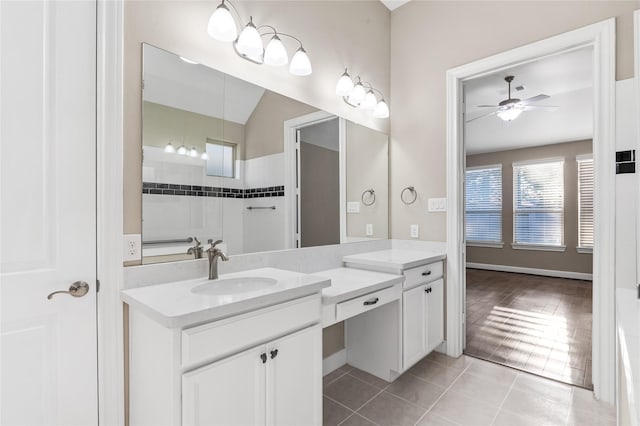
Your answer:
466,262 -> 592,281
323,349 -> 347,376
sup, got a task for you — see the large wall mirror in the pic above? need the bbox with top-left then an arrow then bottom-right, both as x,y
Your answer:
141,44 -> 389,263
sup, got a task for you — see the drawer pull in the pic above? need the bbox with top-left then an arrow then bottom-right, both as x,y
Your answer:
363,297 -> 379,306
270,349 -> 279,359
260,353 -> 267,364
422,271 -> 432,276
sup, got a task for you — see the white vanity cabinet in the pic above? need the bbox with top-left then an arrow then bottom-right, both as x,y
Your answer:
182,325 -> 321,426
128,293 -> 323,426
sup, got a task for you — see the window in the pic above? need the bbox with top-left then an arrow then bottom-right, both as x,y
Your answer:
513,159 -> 564,249
465,165 -> 502,245
577,155 -> 594,252
205,139 -> 236,178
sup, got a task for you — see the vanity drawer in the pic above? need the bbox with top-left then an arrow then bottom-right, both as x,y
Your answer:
335,284 -> 401,322
403,261 -> 443,290
181,295 -> 320,368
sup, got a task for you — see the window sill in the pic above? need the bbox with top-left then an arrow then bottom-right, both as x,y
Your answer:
466,241 -> 504,249
577,246 -> 593,254
511,243 -> 566,252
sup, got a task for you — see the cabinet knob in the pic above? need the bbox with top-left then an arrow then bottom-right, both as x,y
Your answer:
260,353 -> 267,364
425,287 -> 432,294
270,349 -> 279,359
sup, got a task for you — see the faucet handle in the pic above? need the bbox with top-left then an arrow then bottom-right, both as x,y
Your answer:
208,239 -> 223,249
193,237 -> 201,247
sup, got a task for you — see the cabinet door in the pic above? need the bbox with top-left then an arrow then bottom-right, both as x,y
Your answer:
403,284 -> 427,369
267,325 -> 322,426
182,345 -> 266,426
426,279 -> 444,353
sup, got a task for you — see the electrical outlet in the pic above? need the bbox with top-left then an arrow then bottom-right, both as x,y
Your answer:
123,234 -> 142,262
347,201 -> 360,213
366,224 -> 373,236
410,224 -> 419,238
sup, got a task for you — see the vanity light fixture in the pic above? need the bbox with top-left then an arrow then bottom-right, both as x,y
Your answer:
337,69 -> 389,118
164,142 -> 176,153
207,1 -> 312,76
177,145 -> 188,155
179,56 -> 198,65
201,152 -> 209,160
189,146 -> 199,158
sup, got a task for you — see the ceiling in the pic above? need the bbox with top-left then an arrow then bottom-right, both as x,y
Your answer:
143,45 -> 265,125
464,46 -> 594,155
380,0 -> 411,11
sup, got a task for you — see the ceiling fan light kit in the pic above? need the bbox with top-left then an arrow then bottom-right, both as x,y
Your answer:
469,75 -> 557,123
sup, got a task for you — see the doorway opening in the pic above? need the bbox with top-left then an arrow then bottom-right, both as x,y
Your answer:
462,47 -> 595,389
445,19 -> 616,402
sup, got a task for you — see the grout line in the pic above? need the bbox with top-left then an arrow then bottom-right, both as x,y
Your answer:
562,386 -> 575,426
412,357 -> 475,425
488,370 -> 519,426
324,369 -> 350,387
323,394 -> 357,415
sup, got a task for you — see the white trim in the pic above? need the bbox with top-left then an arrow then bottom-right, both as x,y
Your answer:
511,243 -> 566,252
512,156 -> 565,167
284,111 -> 342,249
322,349 -> 347,375
465,163 -> 502,171
576,154 -> 594,161
466,263 -> 593,281
635,10 -> 640,291
96,0 -> 125,424
447,19 -> 616,403
577,246 -> 594,254
466,241 -> 504,249
339,118 -> 347,243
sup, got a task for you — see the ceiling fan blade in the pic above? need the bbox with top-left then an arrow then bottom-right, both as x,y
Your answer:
520,94 -> 550,105
523,105 -> 559,112
466,110 -> 498,123
476,105 -> 499,108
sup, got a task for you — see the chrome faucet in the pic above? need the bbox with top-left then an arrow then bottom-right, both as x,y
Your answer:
206,239 -> 229,280
187,237 -> 203,259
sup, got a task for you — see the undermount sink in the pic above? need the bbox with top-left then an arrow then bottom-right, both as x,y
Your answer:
191,277 -> 278,295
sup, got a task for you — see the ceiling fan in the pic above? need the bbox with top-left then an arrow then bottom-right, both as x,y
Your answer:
467,75 -> 558,123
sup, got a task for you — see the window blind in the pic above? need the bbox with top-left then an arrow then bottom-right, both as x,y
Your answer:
513,159 -> 564,246
465,165 -> 502,243
577,156 -> 594,248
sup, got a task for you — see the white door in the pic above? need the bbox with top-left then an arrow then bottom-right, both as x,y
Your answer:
0,1 -> 98,425
182,345 -> 267,426
402,284 -> 427,369
426,279 -> 445,353
267,325 -> 322,426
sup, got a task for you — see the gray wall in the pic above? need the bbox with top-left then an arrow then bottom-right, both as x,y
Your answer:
466,140 -> 593,274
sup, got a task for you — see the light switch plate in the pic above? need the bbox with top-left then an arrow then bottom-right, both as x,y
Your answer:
123,234 -> 142,262
347,201 -> 360,213
428,197 -> 447,212
410,224 -> 419,238
366,224 -> 373,236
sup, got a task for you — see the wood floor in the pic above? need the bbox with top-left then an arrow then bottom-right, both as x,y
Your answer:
465,269 -> 593,389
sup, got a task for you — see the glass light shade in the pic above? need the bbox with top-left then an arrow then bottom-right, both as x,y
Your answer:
179,56 -> 198,65
207,3 -> 237,42
361,90 -> 377,110
373,99 -> 390,118
164,142 -> 176,153
201,152 -> 209,160
336,73 -> 354,96
189,147 -> 199,158
289,48 -> 312,76
264,35 -> 288,66
177,145 -> 188,155
236,21 -> 263,57
348,82 -> 366,105
497,107 -> 523,122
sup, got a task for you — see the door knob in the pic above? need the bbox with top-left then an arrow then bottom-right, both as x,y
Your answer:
47,281 -> 90,300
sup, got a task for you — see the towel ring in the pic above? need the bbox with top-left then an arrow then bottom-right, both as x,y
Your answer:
361,189 -> 376,206
401,186 -> 417,205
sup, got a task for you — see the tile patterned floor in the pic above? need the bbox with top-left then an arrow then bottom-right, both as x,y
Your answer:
323,353 -> 614,426
465,269 -> 593,388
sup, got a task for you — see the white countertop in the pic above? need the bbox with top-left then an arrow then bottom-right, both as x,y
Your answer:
121,267 -> 330,328
316,267 -> 403,305
617,288 -> 640,423
343,247 -> 446,273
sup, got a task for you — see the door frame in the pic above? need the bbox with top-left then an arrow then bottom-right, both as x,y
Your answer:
283,111 -> 345,248
96,0 -> 125,424
445,19 -> 616,403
